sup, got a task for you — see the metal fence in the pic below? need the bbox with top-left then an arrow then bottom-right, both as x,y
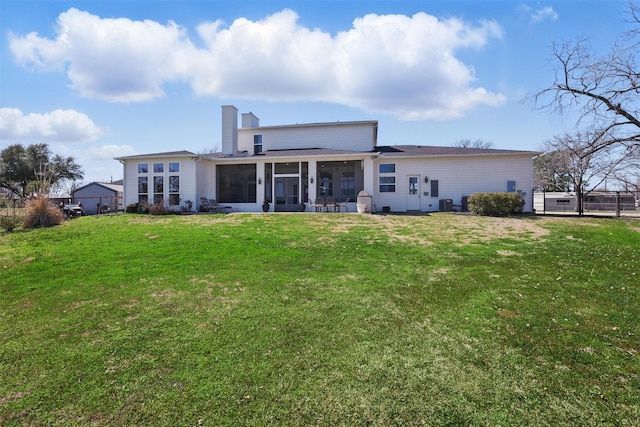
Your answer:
534,191 -> 639,217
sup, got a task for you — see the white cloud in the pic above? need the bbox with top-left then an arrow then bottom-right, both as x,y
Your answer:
518,5 -> 559,23
10,8 -> 506,120
63,145 -> 135,184
0,107 -> 106,142
10,8 -> 194,103
85,144 -> 136,160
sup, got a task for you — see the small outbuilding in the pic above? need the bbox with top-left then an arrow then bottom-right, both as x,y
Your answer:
72,181 -> 123,215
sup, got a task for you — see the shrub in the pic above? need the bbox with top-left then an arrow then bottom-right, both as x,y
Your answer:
148,202 -> 175,215
22,197 -> 64,228
0,201 -> 24,232
468,192 -> 525,216
137,203 -> 149,214
125,203 -> 139,214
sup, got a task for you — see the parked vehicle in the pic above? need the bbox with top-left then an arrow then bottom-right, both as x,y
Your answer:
62,204 -> 86,218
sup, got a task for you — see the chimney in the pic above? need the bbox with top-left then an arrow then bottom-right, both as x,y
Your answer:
241,112 -> 260,128
221,105 -> 238,155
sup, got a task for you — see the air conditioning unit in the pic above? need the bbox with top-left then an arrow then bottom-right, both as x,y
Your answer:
439,199 -> 453,212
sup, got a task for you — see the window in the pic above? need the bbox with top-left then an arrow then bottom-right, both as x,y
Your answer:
379,176 -> 396,192
340,172 -> 355,200
378,163 -> 396,193
169,176 -> 180,206
153,176 -> 164,204
379,163 -> 395,174
217,164 -> 257,203
275,162 -> 299,174
264,163 -> 272,203
169,162 -> 180,173
138,163 -> 148,173
316,161 -> 361,201
254,135 -> 263,155
409,176 -> 419,195
138,177 -> 148,204
319,173 -> 332,196
430,180 -> 439,198
153,163 -> 164,173
138,177 -> 148,194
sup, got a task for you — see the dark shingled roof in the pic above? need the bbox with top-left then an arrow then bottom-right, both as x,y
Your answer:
375,145 -> 539,157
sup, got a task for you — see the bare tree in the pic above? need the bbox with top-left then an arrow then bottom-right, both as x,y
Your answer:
534,150 -> 573,192
452,138 -> 494,149
542,129 -> 628,214
610,144 -> 640,192
532,4 -> 640,156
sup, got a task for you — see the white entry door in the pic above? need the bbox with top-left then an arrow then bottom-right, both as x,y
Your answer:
408,176 -> 421,210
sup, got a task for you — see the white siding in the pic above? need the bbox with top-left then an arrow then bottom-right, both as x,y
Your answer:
122,161 -> 139,207
373,155 -> 535,213
195,159 -> 214,203
178,158 -> 198,209
238,123 -> 376,153
122,156 -> 198,211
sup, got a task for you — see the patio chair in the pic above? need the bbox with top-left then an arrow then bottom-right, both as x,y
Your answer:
325,196 -> 337,212
313,197 -> 325,212
209,198 -> 233,214
338,198 -> 351,212
307,199 -> 316,212
199,197 -> 214,212
200,197 -> 230,213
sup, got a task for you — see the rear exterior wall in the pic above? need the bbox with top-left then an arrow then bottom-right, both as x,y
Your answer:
122,156 -> 198,210
238,124 -> 375,153
373,155 -> 535,213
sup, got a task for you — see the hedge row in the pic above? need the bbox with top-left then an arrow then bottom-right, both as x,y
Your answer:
468,192 -> 525,216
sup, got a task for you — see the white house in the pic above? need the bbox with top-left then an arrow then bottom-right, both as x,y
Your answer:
115,106 -> 538,213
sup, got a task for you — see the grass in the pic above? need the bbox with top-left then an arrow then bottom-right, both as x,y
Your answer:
0,213 -> 639,426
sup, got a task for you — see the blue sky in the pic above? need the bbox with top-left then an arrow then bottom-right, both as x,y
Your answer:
0,0 -> 630,184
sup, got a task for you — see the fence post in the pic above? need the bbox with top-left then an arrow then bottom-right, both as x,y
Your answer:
616,191 -> 621,217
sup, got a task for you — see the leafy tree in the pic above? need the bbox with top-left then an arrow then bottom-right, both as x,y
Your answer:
0,144 -> 83,199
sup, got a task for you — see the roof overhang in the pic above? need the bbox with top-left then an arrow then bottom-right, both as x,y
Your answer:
114,151 -> 197,161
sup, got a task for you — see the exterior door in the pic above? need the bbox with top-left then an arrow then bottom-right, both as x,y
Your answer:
408,175 -> 421,211
274,177 -> 300,212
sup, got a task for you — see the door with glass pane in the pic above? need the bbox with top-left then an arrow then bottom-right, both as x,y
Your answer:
408,175 -> 421,211
274,177 -> 300,212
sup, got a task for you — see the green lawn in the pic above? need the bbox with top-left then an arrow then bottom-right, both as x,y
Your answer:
1,213 -> 639,426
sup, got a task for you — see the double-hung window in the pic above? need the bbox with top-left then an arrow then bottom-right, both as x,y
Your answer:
379,163 -> 396,193
254,135 -> 263,155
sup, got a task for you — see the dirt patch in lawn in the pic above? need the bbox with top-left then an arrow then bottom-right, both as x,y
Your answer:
369,213 -> 550,246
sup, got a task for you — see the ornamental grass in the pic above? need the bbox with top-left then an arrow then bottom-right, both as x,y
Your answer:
21,197 -> 64,229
